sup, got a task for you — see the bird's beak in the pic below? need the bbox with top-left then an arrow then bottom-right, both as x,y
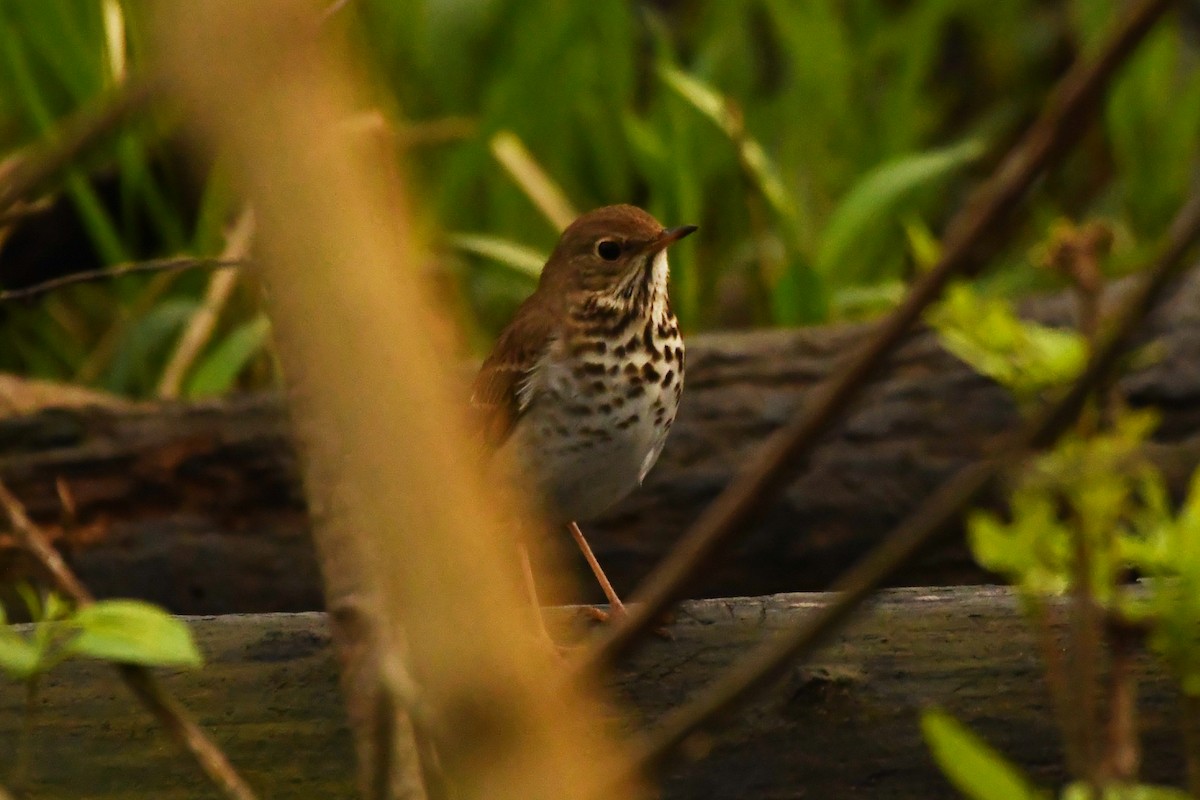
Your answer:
647,224 -> 698,254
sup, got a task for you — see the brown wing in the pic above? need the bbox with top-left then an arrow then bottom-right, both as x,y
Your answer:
470,302 -> 556,450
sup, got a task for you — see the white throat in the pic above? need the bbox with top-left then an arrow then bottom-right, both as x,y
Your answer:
649,249 -> 670,292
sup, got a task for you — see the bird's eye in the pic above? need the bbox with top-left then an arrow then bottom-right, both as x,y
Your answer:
596,239 -> 621,261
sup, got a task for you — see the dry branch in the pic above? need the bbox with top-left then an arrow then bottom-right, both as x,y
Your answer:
0,78 -> 158,216
0,256 -> 245,303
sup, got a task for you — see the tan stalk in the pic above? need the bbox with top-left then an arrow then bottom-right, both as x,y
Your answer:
156,207 -> 255,399
155,3 -> 639,799
490,131 -> 578,231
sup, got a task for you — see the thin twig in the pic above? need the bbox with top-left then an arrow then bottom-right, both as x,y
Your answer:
1184,694 -> 1200,798
370,684 -> 398,800
1030,599 -> 1087,777
9,675 -> 39,793
0,256 -> 246,303
0,483 -> 93,602
73,267 -> 181,385
1069,513 -> 1103,786
320,0 -> 353,22
395,116 -> 477,149
0,197 -> 53,227
0,480 -> 259,800
580,0 -> 1174,676
626,182 -> 1200,776
328,597 -> 433,800
1102,618 -> 1139,783
0,76 -> 159,216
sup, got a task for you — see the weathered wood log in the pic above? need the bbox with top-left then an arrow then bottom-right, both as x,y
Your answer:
0,588 -> 1188,799
2,272 -> 1200,612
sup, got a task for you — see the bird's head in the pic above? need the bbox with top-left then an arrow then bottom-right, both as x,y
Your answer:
539,205 -> 697,306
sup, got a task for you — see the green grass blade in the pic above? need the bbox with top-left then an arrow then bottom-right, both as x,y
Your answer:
0,20 -> 128,263
184,314 -> 272,399
921,708 -> 1044,800
658,64 -> 797,226
448,233 -> 546,279
490,130 -> 577,231
815,138 -> 984,284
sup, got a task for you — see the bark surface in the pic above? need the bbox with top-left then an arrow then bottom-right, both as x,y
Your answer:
0,588 -> 1185,799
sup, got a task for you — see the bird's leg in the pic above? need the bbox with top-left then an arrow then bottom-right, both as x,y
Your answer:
567,521 -> 627,623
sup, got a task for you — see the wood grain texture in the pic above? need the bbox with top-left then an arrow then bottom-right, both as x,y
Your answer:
2,272 -> 1200,611
0,587 -> 1186,798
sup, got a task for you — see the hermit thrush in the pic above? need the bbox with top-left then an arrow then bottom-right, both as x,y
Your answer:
472,205 -> 696,620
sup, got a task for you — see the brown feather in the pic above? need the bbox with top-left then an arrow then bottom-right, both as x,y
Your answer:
470,297 -> 557,449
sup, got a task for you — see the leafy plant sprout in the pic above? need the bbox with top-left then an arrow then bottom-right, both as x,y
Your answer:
923,216 -> 1200,798
0,584 -> 202,792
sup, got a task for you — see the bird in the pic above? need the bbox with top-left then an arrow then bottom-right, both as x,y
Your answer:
471,204 -> 696,623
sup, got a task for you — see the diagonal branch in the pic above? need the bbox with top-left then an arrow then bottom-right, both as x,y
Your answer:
580,0 -> 1174,675
0,257 -> 246,303
0,480 -> 259,800
0,77 -> 159,216
630,182 -> 1200,775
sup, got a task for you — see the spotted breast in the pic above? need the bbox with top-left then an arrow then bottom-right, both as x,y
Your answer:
473,204 -> 693,527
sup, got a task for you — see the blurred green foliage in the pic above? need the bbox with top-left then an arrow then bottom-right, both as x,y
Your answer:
928,282 -> 1088,406
927,260 -> 1200,794
922,707 -> 1194,800
0,1 -> 1198,397
0,587 -> 201,681
927,424 -> 1200,795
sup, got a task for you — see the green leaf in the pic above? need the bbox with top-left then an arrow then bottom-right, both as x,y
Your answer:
922,709 -> 1043,800
769,257 -> 827,326
928,283 -> 1087,402
42,592 -> 72,622
0,628 -> 39,680
448,233 -> 547,279
658,64 -> 798,227
902,215 -> 942,272
104,299 -> 199,396
969,486 -> 1073,599
817,139 -> 984,283
1127,789 -> 1195,800
830,281 -> 907,320
1105,20 -> 1200,238
15,584 -> 44,622
67,600 -> 202,668
184,314 -> 273,399
1142,466 -> 1200,694
0,601 -> 41,680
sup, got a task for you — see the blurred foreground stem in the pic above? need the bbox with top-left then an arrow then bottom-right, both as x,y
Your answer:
156,4 -> 638,798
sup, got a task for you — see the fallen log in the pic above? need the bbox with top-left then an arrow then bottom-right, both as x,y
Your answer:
0,588 -> 1186,799
2,273 -> 1200,612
